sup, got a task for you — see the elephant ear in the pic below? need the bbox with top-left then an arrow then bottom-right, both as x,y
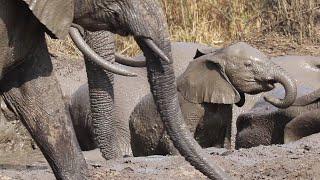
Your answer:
21,0 -> 74,39
194,48 -> 219,59
177,58 -> 242,105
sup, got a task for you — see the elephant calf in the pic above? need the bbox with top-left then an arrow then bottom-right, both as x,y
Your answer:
236,56 -> 320,149
129,42 -> 297,156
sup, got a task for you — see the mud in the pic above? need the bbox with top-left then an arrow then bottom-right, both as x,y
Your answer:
0,132 -> 319,179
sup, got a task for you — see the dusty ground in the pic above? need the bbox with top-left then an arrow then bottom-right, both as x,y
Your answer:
1,35 -> 320,179
1,132 -> 320,179
247,33 -> 320,57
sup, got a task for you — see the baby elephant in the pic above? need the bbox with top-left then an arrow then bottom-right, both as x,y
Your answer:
129,42 -> 297,156
236,56 -> 320,149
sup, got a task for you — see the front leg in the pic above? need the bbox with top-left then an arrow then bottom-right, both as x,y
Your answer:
0,40 -> 89,179
284,109 -> 320,143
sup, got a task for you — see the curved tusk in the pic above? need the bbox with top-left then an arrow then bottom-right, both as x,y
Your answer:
69,26 -> 137,77
142,38 -> 172,64
115,53 -> 146,67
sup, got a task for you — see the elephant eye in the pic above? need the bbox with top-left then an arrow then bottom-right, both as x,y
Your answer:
244,60 -> 252,67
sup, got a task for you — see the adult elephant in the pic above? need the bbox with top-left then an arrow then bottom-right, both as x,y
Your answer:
129,42 -> 297,156
0,1 -> 228,179
236,56 -> 320,149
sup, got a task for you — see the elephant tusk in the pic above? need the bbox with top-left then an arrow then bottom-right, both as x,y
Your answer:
115,53 -> 146,67
142,38 -> 172,64
69,26 -> 137,77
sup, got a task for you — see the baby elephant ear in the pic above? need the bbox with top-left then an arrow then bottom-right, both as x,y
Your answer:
22,0 -> 74,39
177,59 -> 241,104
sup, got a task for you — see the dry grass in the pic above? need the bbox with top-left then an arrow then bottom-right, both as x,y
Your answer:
47,36 -> 83,59
116,0 -> 265,56
47,0 -> 320,57
259,0 -> 320,43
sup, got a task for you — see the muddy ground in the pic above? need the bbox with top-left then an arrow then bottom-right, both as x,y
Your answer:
1,132 -> 320,179
1,35 -> 320,179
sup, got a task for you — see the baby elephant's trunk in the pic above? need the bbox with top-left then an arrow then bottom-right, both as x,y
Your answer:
264,63 -> 297,108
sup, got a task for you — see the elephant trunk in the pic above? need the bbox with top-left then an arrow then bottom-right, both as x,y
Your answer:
131,2 -> 230,179
138,41 -> 229,180
84,31 -> 121,159
264,64 -> 297,108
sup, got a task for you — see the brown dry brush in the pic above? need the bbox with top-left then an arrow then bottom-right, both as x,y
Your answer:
260,0 -> 320,43
45,1 -> 320,56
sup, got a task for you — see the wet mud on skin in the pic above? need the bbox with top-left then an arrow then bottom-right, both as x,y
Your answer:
1,133 -> 320,179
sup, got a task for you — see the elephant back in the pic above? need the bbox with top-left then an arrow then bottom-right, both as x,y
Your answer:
271,56 -> 320,90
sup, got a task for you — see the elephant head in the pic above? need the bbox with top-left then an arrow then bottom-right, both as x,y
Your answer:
20,0 -> 227,179
178,42 -> 297,109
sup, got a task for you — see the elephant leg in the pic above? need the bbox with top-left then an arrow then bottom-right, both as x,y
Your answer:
0,42 -> 89,180
284,109 -> 320,143
224,121 -> 232,149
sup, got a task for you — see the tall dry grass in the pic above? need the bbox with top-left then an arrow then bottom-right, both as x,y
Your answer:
48,0 -> 320,57
261,0 -> 320,43
117,0 -> 265,56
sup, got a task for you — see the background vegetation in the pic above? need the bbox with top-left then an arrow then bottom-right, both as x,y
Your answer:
48,0 -> 320,57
